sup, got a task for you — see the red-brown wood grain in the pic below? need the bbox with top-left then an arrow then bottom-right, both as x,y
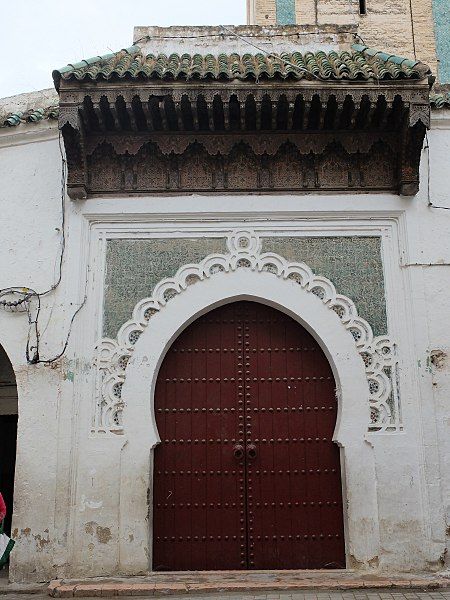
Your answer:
153,301 -> 345,571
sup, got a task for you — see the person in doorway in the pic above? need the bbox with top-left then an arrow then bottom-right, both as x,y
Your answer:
0,491 -> 15,569
0,494 -> 6,523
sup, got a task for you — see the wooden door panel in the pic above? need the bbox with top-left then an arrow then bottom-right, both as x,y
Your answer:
153,301 -> 345,571
153,304 -> 244,571
244,302 -> 345,569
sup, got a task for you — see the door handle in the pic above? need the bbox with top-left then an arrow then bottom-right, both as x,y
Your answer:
233,444 -> 244,459
247,444 -> 257,459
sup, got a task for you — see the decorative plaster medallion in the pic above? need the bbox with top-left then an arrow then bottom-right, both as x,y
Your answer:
94,230 -> 401,435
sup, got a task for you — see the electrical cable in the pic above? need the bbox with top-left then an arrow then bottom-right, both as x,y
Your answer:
133,29 -> 368,46
26,131 -> 88,364
133,26 -> 369,85
0,131 -> 67,308
30,295 -> 88,365
0,130 -> 88,364
408,0 -> 417,60
219,24 -> 323,81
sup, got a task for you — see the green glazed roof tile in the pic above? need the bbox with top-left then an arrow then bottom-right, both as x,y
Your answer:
4,112 -> 23,126
26,108 -> 45,122
1,104 -> 59,128
430,91 -> 450,108
52,43 -> 430,89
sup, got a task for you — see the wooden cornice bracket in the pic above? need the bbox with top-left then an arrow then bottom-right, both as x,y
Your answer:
59,109 -> 88,200
398,118 -> 427,196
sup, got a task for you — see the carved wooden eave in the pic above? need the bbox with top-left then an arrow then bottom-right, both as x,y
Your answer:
57,78 -> 431,199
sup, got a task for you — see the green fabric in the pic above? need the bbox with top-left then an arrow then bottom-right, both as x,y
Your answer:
0,520 -> 15,568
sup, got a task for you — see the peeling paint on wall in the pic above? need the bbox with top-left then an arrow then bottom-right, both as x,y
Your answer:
79,495 -> 103,511
84,521 -> 112,544
430,349 -> 448,370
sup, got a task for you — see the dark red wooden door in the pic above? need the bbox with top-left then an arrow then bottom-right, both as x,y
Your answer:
153,301 -> 345,571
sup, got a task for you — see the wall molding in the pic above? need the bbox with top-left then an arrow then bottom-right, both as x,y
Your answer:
0,123 -> 58,149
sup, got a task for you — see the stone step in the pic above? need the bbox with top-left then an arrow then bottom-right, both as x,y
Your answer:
47,573 -> 450,598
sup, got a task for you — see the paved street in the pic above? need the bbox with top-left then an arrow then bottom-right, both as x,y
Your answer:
128,593 -> 450,600
176,593 -> 450,600
139,593 -> 450,600
3,591 -> 450,600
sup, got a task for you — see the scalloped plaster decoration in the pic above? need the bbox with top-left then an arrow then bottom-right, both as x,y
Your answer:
94,230 -> 401,435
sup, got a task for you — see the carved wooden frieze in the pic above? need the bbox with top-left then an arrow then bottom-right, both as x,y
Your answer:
84,131 -> 397,157
85,137 -> 397,194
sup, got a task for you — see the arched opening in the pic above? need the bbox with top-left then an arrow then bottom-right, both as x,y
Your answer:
0,344 -> 18,553
152,300 -> 345,571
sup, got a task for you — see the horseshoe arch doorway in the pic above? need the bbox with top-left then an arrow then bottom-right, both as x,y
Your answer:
153,301 -> 345,570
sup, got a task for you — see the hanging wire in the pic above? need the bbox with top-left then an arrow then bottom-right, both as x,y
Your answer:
133,29 -> 368,46
29,293 -> 88,365
0,131 -> 67,308
219,24 -> 323,81
0,130 -> 88,364
219,24 -> 368,81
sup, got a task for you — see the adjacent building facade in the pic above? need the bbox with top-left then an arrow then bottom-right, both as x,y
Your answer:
0,0 -> 450,583
248,0 -> 447,83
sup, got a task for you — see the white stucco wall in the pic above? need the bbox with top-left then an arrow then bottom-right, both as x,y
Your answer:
421,113 -> 450,561
0,110 -> 449,582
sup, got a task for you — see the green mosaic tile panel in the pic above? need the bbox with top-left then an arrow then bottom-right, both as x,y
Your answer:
103,237 -> 227,338
103,235 -> 387,338
433,0 -> 450,83
263,236 -> 387,335
276,0 -> 296,24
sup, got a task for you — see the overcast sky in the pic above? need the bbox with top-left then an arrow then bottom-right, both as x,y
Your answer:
0,0 -> 246,99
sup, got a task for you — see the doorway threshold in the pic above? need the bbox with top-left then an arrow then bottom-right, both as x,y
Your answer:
48,570 -> 449,597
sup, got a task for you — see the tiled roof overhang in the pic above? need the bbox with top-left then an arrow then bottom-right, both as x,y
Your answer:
53,44 -> 430,86
54,43 -> 432,199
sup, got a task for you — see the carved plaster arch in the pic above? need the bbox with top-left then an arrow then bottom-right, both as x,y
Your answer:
95,229 -> 401,435
116,255 -> 383,573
